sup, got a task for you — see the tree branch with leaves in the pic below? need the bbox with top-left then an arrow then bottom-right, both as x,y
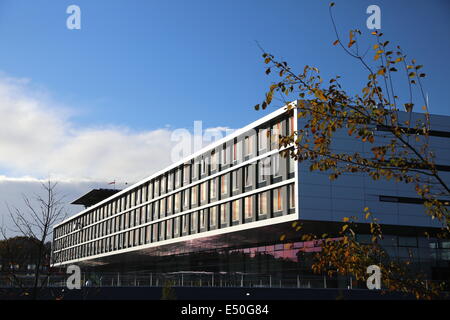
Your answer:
254,2 -> 449,299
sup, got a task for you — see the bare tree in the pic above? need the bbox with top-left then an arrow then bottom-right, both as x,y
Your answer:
3,180 -> 66,299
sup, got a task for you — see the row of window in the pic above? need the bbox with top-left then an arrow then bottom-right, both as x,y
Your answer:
53,185 -> 296,262
54,115 -> 295,240
55,152 -> 296,248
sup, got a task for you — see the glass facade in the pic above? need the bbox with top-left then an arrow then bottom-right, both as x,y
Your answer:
52,111 -> 296,265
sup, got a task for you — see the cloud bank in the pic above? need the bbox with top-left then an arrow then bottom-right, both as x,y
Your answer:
0,75 -> 233,229
0,75 -> 232,183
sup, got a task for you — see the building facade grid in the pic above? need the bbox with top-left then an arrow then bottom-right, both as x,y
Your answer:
52,106 -> 297,266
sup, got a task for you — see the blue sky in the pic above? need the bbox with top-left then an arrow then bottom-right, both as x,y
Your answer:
0,0 -> 449,223
0,0 -> 449,182
0,0 -> 449,133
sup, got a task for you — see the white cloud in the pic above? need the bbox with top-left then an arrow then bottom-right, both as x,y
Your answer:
0,75 -> 234,231
0,75 -> 233,183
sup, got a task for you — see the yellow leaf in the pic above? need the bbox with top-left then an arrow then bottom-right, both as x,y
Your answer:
314,89 -> 327,101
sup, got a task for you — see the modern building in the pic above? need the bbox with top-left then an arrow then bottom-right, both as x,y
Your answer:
51,102 -> 450,283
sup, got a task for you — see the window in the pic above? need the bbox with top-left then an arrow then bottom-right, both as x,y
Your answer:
146,204 -> 151,222
201,157 -> 206,175
273,188 -> 283,212
140,227 -> 145,244
167,173 -> 173,191
191,212 -> 197,232
222,146 -> 227,165
146,226 -> 151,243
244,136 -> 253,156
148,183 -> 153,201
210,178 -> 217,198
272,154 -> 281,177
289,184 -> 295,209
174,192 -> 181,212
128,230 -> 134,247
244,196 -> 253,219
258,192 -> 268,215
259,159 -> 269,182
184,189 -> 190,207
160,199 -> 166,217
200,182 -> 208,202
210,207 -> 217,227
271,122 -> 282,149
200,210 -> 206,229
152,224 -> 158,242
174,217 -> 180,236
258,128 -> 268,151
130,211 -> 135,227
220,175 -> 228,194
161,176 -> 166,194
183,164 -> 190,183
211,151 -> 217,171
166,219 -> 172,239
233,141 -> 238,162
244,165 -> 253,187
134,229 -> 139,246
175,169 -> 181,188
220,204 -> 227,224
191,186 -> 198,205
125,212 -> 130,228
159,221 -> 165,240
153,201 -> 159,220
232,170 -> 239,190
182,215 -> 189,233
232,200 -> 240,221
192,161 -> 198,179
167,195 -> 172,214
154,179 -> 160,197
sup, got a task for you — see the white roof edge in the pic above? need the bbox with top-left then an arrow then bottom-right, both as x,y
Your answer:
54,102 -> 297,228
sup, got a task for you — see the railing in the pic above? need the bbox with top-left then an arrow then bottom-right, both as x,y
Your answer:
0,271 -> 444,291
